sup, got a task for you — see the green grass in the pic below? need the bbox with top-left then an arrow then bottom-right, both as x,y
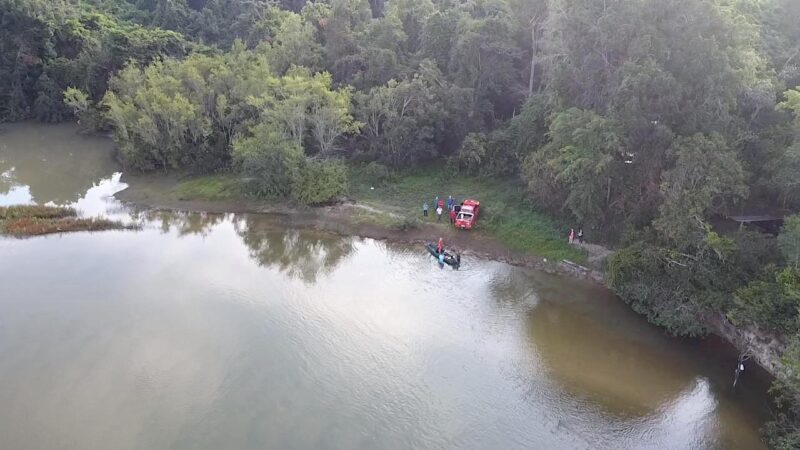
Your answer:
349,164 -> 586,263
173,174 -> 241,201
156,167 -> 585,263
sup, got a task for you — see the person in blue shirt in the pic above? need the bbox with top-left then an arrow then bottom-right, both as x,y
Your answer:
447,195 -> 454,211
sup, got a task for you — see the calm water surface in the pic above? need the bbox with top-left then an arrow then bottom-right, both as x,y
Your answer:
0,123 -> 772,449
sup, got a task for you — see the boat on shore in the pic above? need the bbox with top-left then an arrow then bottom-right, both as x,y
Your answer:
425,242 -> 460,268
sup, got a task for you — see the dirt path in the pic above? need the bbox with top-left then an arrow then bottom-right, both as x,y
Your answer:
578,242 -> 613,267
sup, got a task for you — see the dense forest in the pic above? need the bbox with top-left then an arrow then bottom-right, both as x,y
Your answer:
2,0 -> 800,445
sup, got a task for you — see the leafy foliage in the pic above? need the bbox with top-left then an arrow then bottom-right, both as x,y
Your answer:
0,0 -> 187,123
779,215 -> 800,270
101,44 -> 356,176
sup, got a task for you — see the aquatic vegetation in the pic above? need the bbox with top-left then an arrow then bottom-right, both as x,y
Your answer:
0,205 -> 76,220
0,206 -> 134,237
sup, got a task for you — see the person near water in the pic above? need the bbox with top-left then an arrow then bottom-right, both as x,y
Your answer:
436,204 -> 443,221
568,228 -> 575,244
437,237 -> 444,254
423,202 -> 429,217
449,207 -> 457,224
578,228 -> 584,244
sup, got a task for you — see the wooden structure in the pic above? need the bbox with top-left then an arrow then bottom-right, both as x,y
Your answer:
725,214 -> 784,233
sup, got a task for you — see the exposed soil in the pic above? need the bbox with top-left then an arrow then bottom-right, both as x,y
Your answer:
116,174 -> 609,283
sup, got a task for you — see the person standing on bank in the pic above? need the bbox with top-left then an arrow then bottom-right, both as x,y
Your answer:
568,228 -> 575,244
423,202 -> 429,217
578,228 -> 584,244
436,204 -> 443,222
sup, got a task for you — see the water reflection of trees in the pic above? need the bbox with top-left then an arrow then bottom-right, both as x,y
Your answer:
233,215 -> 355,283
131,209 -> 227,236
130,210 -> 355,283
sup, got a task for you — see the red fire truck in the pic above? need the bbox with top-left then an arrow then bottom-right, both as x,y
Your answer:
454,199 -> 480,230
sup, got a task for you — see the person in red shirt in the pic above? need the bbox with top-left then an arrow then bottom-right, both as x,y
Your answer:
449,208 -> 457,224
437,237 -> 444,254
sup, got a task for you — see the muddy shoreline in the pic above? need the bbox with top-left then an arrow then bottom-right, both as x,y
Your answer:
115,178 -> 606,284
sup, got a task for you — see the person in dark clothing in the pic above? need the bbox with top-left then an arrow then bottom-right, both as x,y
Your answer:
578,229 -> 584,244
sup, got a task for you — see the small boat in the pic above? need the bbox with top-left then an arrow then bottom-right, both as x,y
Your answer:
425,243 -> 461,268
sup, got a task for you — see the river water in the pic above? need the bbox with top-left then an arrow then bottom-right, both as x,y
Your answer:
0,123 -> 773,449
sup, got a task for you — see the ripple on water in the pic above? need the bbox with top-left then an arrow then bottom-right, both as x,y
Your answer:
0,123 -> 772,450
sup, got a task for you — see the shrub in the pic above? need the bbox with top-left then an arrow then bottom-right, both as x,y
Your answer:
233,125 -> 302,198
292,159 -> 348,205
731,267 -> 800,334
363,162 -> 392,186
447,132 -> 486,174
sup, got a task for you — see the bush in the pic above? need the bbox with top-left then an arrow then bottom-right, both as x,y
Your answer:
292,160 -> 348,205
474,199 -> 507,231
362,162 -> 392,186
608,242 -> 711,337
233,126 -> 302,198
447,132 -> 486,174
448,130 -> 521,176
731,267 -> 800,334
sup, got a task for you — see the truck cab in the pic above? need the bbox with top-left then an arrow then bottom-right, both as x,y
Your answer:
454,200 -> 480,230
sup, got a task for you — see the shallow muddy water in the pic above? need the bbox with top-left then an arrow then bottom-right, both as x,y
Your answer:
0,123 -> 773,449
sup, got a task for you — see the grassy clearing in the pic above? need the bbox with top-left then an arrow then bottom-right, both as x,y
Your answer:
173,174 -> 241,201
0,205 -> 134,236
132,167 -> 585,262
349,164 -> 586,262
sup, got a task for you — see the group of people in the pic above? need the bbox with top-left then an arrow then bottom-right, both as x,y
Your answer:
422,195 -> 459,223
568,228 -> 584,245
